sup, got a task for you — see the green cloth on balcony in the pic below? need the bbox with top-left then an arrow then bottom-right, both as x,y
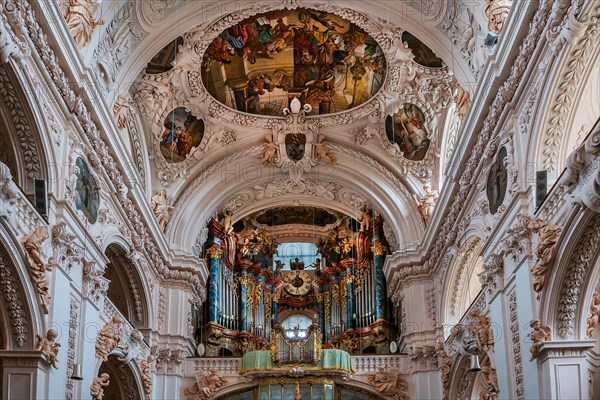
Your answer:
241,349 -> 354,374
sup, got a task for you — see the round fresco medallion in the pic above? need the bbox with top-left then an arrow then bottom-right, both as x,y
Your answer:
160,108 -> 205,163
201,8 -> 387,116
385,103 -> 430,161
74,157 -> 100,224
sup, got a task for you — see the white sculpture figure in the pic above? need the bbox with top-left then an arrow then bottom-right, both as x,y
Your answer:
414,183 -> 439,223
528,319 -> 551,361
22,227 -> 56,308
151,189 -> 174,232
63,0 -> 105,48
0,161 -> 19,224
359,206 -> 372,232
261,134 -> 279,165
184,368 -> 227,400
314,134 -> 336,164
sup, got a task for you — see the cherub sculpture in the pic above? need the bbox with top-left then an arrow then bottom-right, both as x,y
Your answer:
90,373 -> 110,399
261,134 -> 279,165
95,316 -> 123,361
528,319 -> 551,361
37,328 -> 60,368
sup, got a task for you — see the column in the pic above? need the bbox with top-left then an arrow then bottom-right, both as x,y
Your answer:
346,269 -> 355,329
239,272 -> 250,332
205,243 -> 222,323
371,241 -> 387,321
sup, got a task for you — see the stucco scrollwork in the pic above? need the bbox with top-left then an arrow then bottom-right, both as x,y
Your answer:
184,368 -> 227,400
558,212 -> 600,338
485,0 -> 513,33
367,367 -> 410,400
0,64 -> 42,182
518,215 -> 561,295
139,354 -> 155,396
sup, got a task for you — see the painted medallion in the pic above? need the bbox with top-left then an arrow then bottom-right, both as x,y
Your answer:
385,103 -> 430,161
160,108 -> 205,163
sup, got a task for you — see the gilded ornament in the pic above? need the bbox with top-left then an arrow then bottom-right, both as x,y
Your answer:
371,241 -> 388,256
205,244 -> 223,259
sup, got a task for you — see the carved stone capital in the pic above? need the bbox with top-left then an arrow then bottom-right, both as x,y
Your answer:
478,253 -> 504,301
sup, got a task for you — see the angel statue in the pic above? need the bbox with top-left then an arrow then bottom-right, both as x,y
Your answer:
261,134 -> 279,165
151,189 -> 174,232
528,319 -> 551,361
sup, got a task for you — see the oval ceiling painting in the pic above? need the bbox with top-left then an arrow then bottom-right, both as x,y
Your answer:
202,8 -> 386,116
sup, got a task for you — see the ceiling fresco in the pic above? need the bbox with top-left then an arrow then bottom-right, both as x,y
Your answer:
255,206 -> 338,227
401,32 -> 444,68
201,8 -> 387,116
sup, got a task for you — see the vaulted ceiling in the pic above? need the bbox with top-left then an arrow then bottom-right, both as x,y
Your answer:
86,0 -> 486,254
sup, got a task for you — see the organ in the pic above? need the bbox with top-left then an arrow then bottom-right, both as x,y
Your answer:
200,211 -> 395,360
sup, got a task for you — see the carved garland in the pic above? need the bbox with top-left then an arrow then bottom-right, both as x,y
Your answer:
2,0 -> 203,297
0,250 -> 29,347
541,9 -> 600,172
0,63 -> 41,181
125,108 -> 147,190
65,299 -> 79,400
557,212 -> 600,338
509,291 -> 525,400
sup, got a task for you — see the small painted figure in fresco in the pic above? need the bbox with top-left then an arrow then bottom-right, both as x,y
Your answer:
273,18 -> 294,42
206,35 -> 235,64
290,257 -> 305,270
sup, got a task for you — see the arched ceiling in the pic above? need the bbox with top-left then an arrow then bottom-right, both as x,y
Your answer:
100,0 -> 484,254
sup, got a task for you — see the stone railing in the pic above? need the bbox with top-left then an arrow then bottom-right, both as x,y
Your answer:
184,357 -> 242,376
351,354 -> 411,374
183,353 -> 412,377
0,161 -> 45,238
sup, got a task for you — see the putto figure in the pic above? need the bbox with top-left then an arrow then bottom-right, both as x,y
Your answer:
37,328 -> 60,369
95,316 -> 123,361
90,373 -> 110,400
